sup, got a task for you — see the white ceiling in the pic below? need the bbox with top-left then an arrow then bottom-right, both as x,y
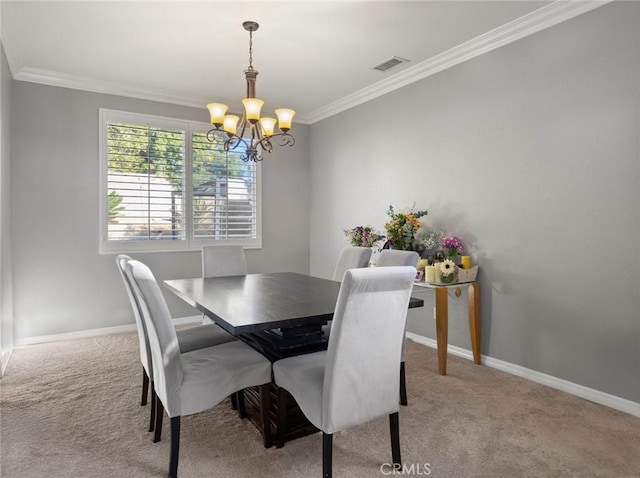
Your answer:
1,1 -> 607,123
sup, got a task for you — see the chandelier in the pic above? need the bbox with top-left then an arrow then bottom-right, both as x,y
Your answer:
206,21 -> 295,162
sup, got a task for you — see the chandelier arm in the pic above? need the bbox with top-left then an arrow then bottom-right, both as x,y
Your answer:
206,127 -> 227,144
224,134 -> 251,152
255,136 -> 273,154
266,132 -> 296,148
238,115 -> 249,139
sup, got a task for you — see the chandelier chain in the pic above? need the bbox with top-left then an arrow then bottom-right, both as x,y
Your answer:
248,30 -> 253,70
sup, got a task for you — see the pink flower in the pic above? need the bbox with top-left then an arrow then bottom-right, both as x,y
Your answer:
441,236 -> 463,256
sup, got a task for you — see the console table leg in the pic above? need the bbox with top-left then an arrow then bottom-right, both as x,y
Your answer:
435,287 -> 448,376
468,282 -> 481,365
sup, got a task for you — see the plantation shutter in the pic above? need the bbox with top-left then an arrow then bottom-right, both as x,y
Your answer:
100,109 -> 262,253
106,122 -> 186,242
192,132 -> 258,240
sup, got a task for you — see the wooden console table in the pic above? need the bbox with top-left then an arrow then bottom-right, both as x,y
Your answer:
413,281 -> 481,375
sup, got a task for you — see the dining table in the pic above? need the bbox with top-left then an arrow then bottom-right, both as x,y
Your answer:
164,271 -> 424,447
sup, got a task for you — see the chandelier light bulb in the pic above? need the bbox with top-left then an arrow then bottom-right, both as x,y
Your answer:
223,115 -> 240,135
259,117 -> 277,137
242,98 -> 265,123
207,103 -> 229,127
275,108 -> 295,132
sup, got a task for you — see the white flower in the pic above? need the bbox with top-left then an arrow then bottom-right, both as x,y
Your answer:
438,259 -> 456,276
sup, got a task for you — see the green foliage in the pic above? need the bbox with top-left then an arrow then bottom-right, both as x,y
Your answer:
384,204 -> 428,251
108,191 -> 124,223
108,123 -> 253,188
107,123 -> 184,187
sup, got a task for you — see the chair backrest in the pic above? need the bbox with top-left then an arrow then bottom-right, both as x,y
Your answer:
115,254 -> 152,379
202,245 -> 248,278
332,246 -> 373,281
376,250 -> 419,267
373,250 -> 418,362
125,259 -> 184,416
322,266 -> 416,434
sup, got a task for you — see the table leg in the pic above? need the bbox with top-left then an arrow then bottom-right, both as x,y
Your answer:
276,387 -> 287,449
468,282 -> 481,365
259,384 -> 272,448
435,287 -> 448,375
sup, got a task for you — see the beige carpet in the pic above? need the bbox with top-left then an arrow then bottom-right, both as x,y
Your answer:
1,331 -> 639,478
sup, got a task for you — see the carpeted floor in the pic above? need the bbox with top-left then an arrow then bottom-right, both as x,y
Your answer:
1,331 -> 639,478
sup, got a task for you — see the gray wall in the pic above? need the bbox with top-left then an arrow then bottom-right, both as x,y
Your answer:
1,41 -> 13,366
309,2 -> 640,402
11,83 -> 310,341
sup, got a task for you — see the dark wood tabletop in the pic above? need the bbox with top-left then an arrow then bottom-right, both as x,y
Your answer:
164,271 -> 424,336
164,272 -> 341,335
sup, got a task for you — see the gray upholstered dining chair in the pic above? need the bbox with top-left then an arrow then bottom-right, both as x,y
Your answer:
201,244 -> 248,328
125,259 -> 272,478
273,266 -> 416,477
331,246 -> 372,282
322,246 -> 373,339
115,255 -> 237,439
201,244 -> 249,413
375,249 -> 419,268
375,249 -> 419,406
202,244 -> 247,278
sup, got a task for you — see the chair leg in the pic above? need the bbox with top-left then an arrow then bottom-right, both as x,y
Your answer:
237,390 -> 247,419
141,368 -> 149,406
154,396 -> 164,443
276,387 -> 288,448
230,393 -> 238,410
323,432 -> 333,478
399,362 -> 408,406
259,383 -> 272,448
149,386 -> 156,433
169,416 -> 181,478
389,412 -> 401,466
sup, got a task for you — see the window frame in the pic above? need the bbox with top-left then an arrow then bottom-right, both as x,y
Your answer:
98,108 -> 262,254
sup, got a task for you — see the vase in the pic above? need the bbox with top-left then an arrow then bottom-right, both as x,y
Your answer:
440,273 -> 455,284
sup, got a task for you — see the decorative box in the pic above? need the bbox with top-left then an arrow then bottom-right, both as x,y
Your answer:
457,265 -> 478,283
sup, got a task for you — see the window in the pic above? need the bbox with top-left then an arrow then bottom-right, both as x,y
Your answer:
99,109 -> 261,253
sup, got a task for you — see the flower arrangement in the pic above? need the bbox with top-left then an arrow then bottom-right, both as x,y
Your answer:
442,236 -> 463,259
438,259 -> 457,283
384,204 -> 428,251
343,226 -> 385,248
419,227 -> 445,254
438,259 -> 457,276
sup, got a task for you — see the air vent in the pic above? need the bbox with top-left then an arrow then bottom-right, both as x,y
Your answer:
372,56 -> 410,72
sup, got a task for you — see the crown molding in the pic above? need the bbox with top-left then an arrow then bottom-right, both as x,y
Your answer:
14,67 -> 210,110
9,0 -> 611,126
306,0 -> 614,123
12,67 -> 314,125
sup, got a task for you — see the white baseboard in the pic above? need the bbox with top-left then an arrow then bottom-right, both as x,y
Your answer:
12,323 -> 639,418
0,349 -> 12,377
14,316 -> 202,348
405,332 -> 640,418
